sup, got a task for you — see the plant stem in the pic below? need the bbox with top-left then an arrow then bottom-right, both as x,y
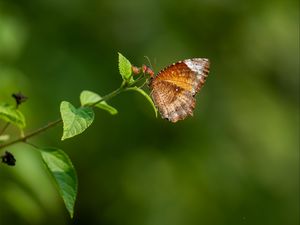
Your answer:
0,119 -> 62,149
0,85 -> 125,150
91,85 -> 124,107
0,122 -> 10,136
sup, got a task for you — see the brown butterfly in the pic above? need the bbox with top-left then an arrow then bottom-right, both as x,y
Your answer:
149,58 -> 210,123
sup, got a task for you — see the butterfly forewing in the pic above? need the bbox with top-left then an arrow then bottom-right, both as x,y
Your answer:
150,58 -> 210,122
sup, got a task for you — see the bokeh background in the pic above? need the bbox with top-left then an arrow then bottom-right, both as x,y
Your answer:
0,0 -> 299,225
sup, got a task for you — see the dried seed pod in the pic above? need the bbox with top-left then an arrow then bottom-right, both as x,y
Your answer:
1,151 -> 16,166
12,92 -> 28,107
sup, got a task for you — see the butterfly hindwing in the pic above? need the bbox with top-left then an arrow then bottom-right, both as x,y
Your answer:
150,81 -> 196,122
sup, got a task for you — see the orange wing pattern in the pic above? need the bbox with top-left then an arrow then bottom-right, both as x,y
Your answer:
150,58 -> 209,122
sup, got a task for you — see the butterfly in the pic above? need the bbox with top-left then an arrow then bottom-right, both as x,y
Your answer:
149,58 -> 210,123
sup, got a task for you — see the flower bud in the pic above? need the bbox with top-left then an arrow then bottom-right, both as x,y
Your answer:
146,67 -> 154,78
132,65 -> 141,75
142,64 -> 147,73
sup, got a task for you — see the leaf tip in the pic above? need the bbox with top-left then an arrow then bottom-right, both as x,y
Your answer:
39,147 -> 78,219
118,52 -> 132,80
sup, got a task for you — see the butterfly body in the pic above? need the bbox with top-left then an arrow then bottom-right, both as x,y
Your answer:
149,58 -> 210,123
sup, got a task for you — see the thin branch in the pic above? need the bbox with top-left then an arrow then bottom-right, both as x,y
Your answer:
0,119 -> 62,149
0,122 -> 10,136
90,84 -> 125,107
0,84 -> 128,150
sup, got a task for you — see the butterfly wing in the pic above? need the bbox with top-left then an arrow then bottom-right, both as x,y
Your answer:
150,58 -> 209,122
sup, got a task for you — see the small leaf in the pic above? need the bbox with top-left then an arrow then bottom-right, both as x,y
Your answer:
60,101 -> 94,140
95,102 -> 118,115
80,90 -> 101,106
118,52 -> 132,80
39,147 -> 78,218
80,90 -> 118,115
0,103 -> 26,129
126,87 -> 158,117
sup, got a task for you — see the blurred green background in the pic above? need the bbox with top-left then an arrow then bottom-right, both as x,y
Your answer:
0,0 -> 298,225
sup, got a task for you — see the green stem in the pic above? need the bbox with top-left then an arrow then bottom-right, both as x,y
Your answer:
0,119 -> 62,149
130,75 -> 146,87
0,85 -> 125,150
0,122 -> 10,136
91,84 -> 125,107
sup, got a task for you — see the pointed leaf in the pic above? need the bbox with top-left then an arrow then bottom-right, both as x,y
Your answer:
60,101 -> 94,140
118,52 -> 132,80
0,103 -> 26,129
126,87 -> 158,117
80,90 -> 118,115
39,147 -> 78,218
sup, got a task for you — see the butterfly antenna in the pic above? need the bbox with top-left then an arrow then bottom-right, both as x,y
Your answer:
144,56 -> 154,72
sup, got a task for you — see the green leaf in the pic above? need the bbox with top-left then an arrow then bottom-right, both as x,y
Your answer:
118,52 -> 132,80
39,147 -> 78,218
0,103 -> 26,129
80,90 -> 118,115
60,101 -> 94,140
126,87 -> 158,117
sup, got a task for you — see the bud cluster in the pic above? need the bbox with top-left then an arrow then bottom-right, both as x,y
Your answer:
131,65 -> 154,78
